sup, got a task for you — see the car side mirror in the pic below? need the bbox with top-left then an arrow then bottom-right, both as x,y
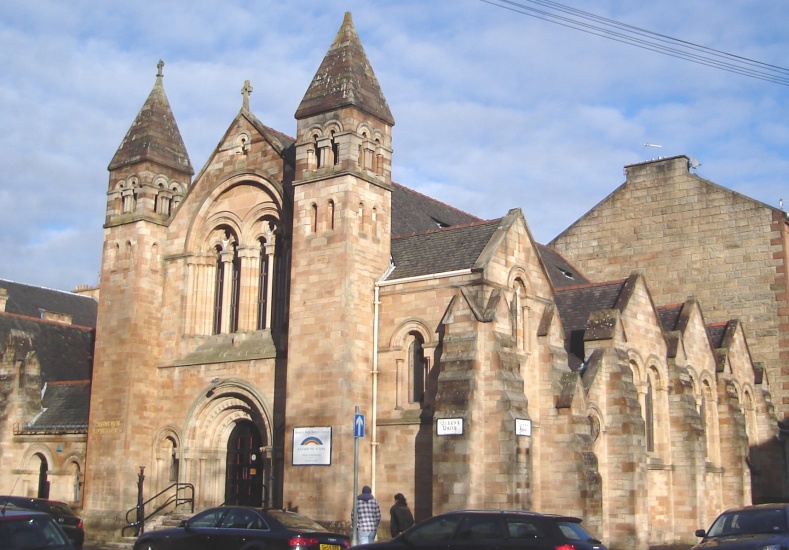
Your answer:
695,529 -> 706,538
180,520 -> 189,529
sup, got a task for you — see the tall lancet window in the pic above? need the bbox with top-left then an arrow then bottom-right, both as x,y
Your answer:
229,246 -> 241,333
213,244 -> 225,335
409,333 -> 426,403
257,238 -> 270,330
645,375 -> 655,452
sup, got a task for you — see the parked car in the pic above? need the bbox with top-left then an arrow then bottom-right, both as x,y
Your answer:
132,506 -> 351,550
0,506 -> 74,549
355,509 -> 607,550
0,496 -> 84,550
692,503 -> 789,549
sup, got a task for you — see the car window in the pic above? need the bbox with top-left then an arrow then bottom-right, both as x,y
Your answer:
404,514 -> 463,542
456,515 -> 504,541
557,520 -> 595,541
266,510 -> 327,531
188,508 -> 226,528
221,509 -> 263,530
42,502 -> 75,517
507,518 -> 547,539
708,508 -> 787,537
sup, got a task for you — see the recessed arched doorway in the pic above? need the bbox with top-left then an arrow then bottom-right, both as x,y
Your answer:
225,420 -> 264,506
37,454 -> 50,499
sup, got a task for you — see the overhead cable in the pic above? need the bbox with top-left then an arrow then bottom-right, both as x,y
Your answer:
481,0 -> 789,86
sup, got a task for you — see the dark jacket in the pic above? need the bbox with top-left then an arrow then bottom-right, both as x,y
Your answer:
389,502 -> 415,537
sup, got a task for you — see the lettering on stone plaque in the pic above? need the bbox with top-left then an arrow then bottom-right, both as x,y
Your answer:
92,420 -> 124,435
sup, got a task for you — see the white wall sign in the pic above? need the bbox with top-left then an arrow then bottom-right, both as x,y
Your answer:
437,418 -> 464,435
292,426 -> 332,465
515,418 -> 532,437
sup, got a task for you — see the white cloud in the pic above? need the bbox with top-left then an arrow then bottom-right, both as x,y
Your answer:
0,0 -> 787,290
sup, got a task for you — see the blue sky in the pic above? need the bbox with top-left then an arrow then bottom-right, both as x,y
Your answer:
1,1 -> 787,291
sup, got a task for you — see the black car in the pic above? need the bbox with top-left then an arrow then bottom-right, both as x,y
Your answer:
0,496 -> 84,550
355,509 -> 606,550
692,503 -> 789,549
133,506 -> 351,550
0,507 -> 74,549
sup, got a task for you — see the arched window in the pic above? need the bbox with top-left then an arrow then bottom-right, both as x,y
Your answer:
313,134 -> 321,168
409,333 -> 426,403
36,454 -> 49,499
71,462 -> 81,504
213,244 -> 224,335
328,200 -> 335,230
645,375 -> 655,452
212,235 -> 240,334
311,203 -> 318,233
257,238 -> 270,330
331,130 -> 339,165
230,248 -> 241,333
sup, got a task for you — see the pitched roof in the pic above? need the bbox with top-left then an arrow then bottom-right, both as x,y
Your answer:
391,181 -> 481,237
554,280 -> 627,370
108,62 -> 194,174
295,12 -> 394,125
536,245 -> 591,289
0,313 -> 94,383
0,279 -> 97,328
25,380 -> 91,432
657,304 -> 684,332
388,220 -> 502,280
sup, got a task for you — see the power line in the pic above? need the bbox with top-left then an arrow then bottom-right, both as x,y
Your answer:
481,0 -> 789,86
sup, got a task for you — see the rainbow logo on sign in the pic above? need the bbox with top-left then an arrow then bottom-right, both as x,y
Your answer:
300,436 -> 324,446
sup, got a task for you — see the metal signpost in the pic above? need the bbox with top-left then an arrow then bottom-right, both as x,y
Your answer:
352,406 -> 365,546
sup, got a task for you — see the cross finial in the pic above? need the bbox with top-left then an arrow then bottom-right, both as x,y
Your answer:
157,60 -> 164,78
241,80 -> 253,110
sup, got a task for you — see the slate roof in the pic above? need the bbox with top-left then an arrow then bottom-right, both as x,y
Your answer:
706,322 -> 728,349
388,220 -> 502,280
657,304 -> 684,332
536,245 -> 590,288
26,380 -> 91,432
0,279 -> 98,328
295,12 -> 395,126
108,64 -> 194,175
391,181 -> 481,237
0,313 -> 94,383
554,280 -> 627,370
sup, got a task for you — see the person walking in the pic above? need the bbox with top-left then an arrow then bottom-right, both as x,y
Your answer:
354,485 -> 381,544
389,493 -> 414,537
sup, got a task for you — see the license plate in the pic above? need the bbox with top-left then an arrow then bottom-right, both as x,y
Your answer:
320,545 -> 340,550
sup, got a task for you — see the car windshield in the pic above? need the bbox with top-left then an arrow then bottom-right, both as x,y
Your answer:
0,516 -> 71,549
266,510 -> 328,532
707,508 -> 787,537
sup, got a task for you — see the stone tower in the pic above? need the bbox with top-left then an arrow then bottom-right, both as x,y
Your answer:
283,12 -> 395,520
83,61 -> 193,521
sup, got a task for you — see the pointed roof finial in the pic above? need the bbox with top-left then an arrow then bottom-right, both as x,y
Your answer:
295,11 -> 394,125
108,60 -> 193,175
241,80 -> 253,110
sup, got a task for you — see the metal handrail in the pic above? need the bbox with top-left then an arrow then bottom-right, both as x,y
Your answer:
122,482 -> 194,537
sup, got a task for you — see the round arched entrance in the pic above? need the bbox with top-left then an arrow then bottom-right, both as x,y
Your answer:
183,380 -> 273,508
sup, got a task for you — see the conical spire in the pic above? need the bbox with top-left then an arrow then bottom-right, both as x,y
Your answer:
108,60 -> 193,175
295,12 -> 394,125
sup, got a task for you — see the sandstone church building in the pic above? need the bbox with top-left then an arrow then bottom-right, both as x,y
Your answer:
2,13 -> 787,550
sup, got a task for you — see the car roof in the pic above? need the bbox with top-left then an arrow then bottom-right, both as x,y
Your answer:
444,510 -> 583,522
0,508 -> 54,520
722,503 -> 789,513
